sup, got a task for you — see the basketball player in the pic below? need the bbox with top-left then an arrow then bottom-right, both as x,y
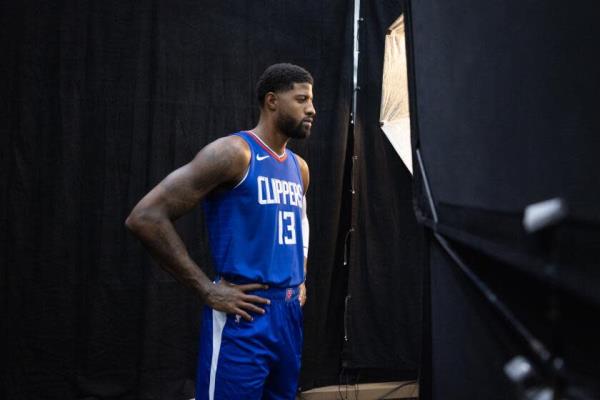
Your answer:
125,63 -> 315,399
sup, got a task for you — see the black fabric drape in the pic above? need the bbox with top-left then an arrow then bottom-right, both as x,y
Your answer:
407,0 -> 600,398
344,0 -> 421,379
2,1 -> 353,398
411,1 -> 600,218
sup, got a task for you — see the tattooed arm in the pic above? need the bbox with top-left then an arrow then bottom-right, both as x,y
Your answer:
125,135 -> 269,321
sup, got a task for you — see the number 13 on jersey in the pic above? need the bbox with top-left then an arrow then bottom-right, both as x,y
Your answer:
278,211 -> 296,245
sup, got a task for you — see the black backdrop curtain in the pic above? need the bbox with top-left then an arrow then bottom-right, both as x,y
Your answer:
344,0 -> 421,381
407,0 -> 600,398
2,1 -> 354,398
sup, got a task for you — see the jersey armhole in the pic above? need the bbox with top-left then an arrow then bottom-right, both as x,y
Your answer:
231,132 -> 253,190
232,166 -> 250,189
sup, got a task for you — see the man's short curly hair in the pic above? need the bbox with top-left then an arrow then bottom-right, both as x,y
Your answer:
256,63 -> 313,107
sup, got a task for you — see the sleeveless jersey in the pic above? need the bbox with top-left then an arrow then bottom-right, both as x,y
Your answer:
203,131 -> 305,287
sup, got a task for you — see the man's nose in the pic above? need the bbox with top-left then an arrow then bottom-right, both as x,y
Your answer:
306,102 -> 316,117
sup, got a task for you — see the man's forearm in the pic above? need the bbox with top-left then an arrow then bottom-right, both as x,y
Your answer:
125,214 -> 212,299
304,257 -> 307,279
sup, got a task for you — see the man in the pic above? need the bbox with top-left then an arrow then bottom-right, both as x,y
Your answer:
125,63 -> 315,400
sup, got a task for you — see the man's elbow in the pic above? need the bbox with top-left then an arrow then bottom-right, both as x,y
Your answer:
125,209 -> 147,234
125,214 -> 137,233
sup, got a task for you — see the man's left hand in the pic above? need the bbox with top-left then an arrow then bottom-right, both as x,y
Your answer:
299,283 -> 307,307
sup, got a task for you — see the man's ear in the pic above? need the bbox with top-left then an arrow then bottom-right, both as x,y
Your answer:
265,92 -> 277,111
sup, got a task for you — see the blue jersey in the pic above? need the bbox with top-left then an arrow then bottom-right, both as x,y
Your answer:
203,131 -> 305,288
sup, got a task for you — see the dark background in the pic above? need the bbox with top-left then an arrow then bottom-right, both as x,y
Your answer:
2,1 -> 422,399
407,0 -> 600,398
345,0 -> 421,378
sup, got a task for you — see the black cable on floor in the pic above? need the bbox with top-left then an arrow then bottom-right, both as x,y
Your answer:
376,380 -> 418,400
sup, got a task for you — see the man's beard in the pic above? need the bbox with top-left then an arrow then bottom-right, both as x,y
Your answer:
277,113 -> 311,139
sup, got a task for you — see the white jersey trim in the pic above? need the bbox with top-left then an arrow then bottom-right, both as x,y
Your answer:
302,196 -> 309,258
232,166 -> 249,189
209,310 -> 227,400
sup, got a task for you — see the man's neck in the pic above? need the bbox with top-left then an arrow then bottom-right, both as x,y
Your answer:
251,120 -> 289,156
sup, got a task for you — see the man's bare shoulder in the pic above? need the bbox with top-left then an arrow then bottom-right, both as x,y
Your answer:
201,135 -> 249,161
294,153 -> 309,170
293,153 -> 310,193
149,135 -> 250,200
192,134 -> 250,174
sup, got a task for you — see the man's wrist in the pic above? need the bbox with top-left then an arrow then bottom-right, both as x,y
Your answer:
194,279 -> 214,302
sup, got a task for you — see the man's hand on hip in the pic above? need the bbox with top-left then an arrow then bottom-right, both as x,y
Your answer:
299,283 -> 307,307
205,279 -> 270,321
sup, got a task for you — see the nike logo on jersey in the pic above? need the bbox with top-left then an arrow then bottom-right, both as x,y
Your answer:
256,154 -> 270,161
